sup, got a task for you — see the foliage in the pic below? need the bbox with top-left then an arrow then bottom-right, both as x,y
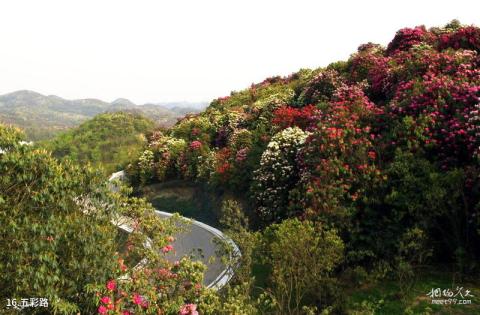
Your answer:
252,127 -> 310,223
1,125 -> 118,313
123,20 -> 480,313
45,112 -> 155,175
260,219 -> 344,314
0,90 -> 197,141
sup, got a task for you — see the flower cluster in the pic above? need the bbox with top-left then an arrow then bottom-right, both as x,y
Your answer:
253,127 -> 310,222
94,254 -> 205,315
386,26 -> 430,55
272,105 -> 318,130
299,69 -> 345,104
179,303 -> 199,315
299,84 -> 382,220
438,26 -> 480,51
189,140 -> 202,151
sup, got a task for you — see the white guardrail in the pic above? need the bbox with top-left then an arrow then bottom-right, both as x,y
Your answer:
108,171 -> 240,290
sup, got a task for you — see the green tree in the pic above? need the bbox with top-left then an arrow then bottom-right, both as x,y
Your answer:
0,124 -> 118,313
261,218 -> 344,315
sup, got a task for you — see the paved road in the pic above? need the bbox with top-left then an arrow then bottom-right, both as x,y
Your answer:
156,211 -> 229,288
109,171 -> 238,289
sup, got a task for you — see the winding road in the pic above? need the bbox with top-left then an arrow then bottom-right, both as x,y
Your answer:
109,171 -> 239,290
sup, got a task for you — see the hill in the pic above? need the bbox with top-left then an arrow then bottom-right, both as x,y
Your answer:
0,90 -> 206,140
126,21 -> 480,313
43,111 -> 155,175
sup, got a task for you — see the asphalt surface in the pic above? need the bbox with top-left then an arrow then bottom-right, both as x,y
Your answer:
156,212 -> 227,287
109,171 -> 237,288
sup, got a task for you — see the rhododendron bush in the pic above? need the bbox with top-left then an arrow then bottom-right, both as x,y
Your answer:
252,127 -> 310,223
124,21 -> 480,311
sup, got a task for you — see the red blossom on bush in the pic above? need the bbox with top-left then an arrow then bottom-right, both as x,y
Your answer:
189,140 -> 202,150
272,105 -> 318,130
106,280 -> 116,291
162,244 -> 174,253
98,305 -> 108,314
386,26 -> 429,55
179,303 -> 199,315
438,26 -> 480,51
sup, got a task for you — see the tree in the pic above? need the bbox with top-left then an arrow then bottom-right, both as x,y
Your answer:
261,218 -> 344,314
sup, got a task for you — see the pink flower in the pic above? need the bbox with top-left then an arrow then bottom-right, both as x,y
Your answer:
122,311 -> 131,315
162,244 -> 174,253
100,296 -> 111,304
98,305 -> 108,314
179,303 -> 199,315
132,293 -> 143,306
106,280 -> 116,291
190,140 -> 202,150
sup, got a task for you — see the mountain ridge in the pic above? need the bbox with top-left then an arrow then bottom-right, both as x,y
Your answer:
0,90 -> 207,140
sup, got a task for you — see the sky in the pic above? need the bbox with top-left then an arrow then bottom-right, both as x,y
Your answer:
0,0 -> 479,104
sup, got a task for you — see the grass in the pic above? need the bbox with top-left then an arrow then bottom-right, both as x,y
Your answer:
345,268 -> 480,314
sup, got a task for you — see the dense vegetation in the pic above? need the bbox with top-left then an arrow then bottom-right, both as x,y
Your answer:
43,112 -> 155,175
126,20 -> 480,314
0,90 -> 204,140
2,20 -> 480,315
0,124 -> 261,314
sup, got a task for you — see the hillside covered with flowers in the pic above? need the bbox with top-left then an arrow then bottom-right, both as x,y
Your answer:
125,20 -> 480,313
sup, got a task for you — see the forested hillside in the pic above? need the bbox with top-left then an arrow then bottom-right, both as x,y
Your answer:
126,21 -> 480,313
44,112 -> 155,175
0,90 -> 205,140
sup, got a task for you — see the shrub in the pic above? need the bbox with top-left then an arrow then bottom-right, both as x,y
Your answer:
252,127 -> 310,223
261,218 -> 344,314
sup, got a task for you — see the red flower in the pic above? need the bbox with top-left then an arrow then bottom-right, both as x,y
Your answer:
106,280 -> 116,291
100,296 -> 111,304
190,140 -> 202,150
98,305 -> 108,314
162,244 -> 174,253
132,293 -> 143,305
179,303 -> 199,315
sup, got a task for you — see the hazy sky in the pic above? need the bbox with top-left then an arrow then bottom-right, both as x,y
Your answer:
0,0 -> 478,104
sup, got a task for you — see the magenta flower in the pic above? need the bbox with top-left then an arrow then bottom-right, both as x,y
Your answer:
190,140 -> 202,150
133,293 -> 143,305
98,305 -> 108,314
106,280 -> 116,291
100,296 -> 111,304
179,303 -> 199,315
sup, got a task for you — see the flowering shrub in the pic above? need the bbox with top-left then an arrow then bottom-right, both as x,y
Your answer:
438,26 -> 480,51
298,69 -> 345,105
299,85 -> 382,222
386,26 -> 432,55
252,127 -> 310,222
126,21 -> 480,287
389,61 -> 480,166
190,140 -> 202,151
271,105 -> 318,130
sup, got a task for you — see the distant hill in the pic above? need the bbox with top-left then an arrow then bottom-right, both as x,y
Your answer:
0,90 -> 207,140
43,111 -> 155,175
